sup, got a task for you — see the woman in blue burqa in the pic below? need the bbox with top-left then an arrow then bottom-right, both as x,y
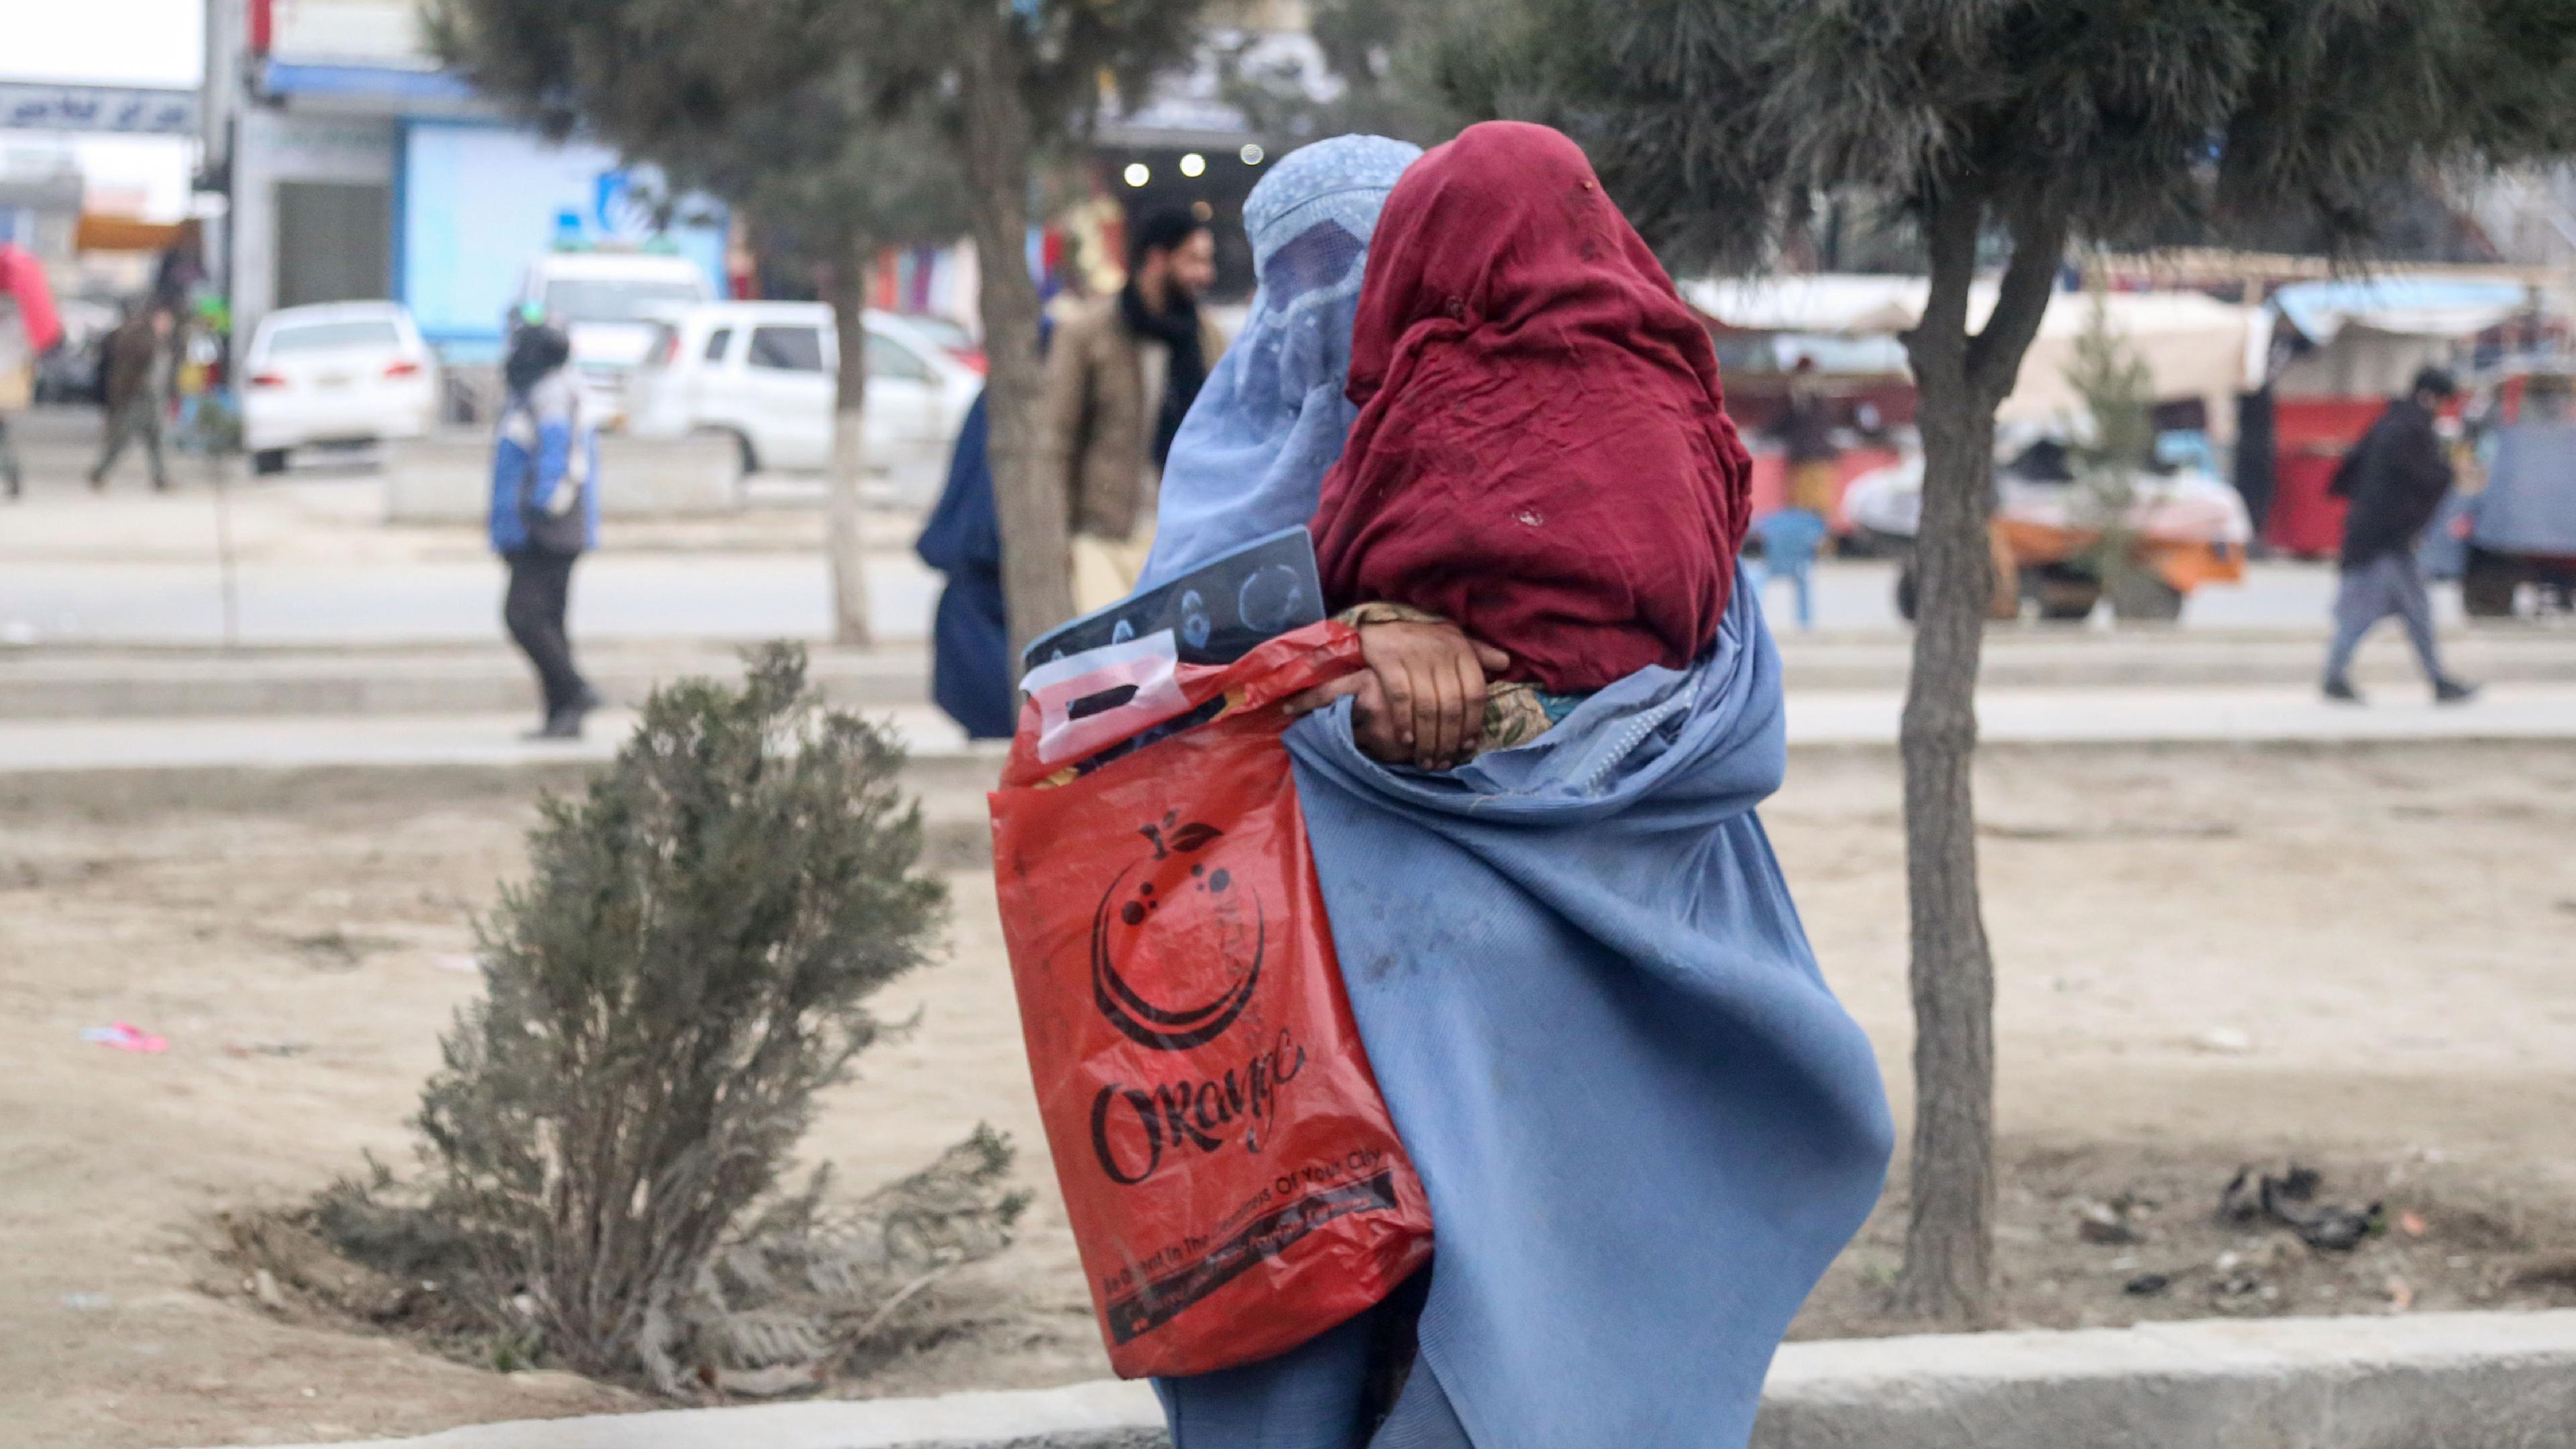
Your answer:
1140,126 -> 1892,1449
917,392 -> 1014,739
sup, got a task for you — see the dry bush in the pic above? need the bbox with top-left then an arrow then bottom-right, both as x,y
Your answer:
278,645 -> 1024,1393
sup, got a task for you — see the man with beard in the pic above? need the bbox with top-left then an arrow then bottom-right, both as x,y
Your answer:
1040,205 -> 1225,613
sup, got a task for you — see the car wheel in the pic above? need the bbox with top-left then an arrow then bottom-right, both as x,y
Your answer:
252,449 -> 289,476
2031,566 -> 2102,622
2461,549 -> 2522,618
2104,570 -> 2183,623
1894,562 -> 1919,622
733,431 -> 760,477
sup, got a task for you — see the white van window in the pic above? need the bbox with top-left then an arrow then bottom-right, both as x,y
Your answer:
267,320 -> 402,354
703,328 -> 733,362
865,333 -> 933,383
749,325 -> 825,373
543,278 -> 706,324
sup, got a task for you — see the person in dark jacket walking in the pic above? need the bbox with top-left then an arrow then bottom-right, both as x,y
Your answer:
89,305 -> 174,492
489,322 -> 602,739
2322,367 -> 2477,704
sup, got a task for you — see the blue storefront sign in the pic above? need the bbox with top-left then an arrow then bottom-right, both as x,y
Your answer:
396,121 -> 727,354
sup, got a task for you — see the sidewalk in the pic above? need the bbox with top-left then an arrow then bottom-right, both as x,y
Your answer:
189,1310 -> 2576,1449
0,551 -> 941,647
6,626 -> 2569,720
5,684 -> 2569,776
1783,681 -> 2576,746
0,706 -> 978,775
0,641 -> 931,718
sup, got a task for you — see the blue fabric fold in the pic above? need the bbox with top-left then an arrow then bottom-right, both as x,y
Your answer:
1140,135 -> 1421,592
1282,577 -> 1893,1449
916,392 -> 1015,740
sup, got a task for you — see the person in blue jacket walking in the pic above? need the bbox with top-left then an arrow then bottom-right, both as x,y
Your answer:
490,319 -> 602,739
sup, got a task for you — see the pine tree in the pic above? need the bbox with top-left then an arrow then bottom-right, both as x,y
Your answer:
429,0 -> 1220,659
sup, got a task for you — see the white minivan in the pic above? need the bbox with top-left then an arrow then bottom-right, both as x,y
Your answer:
513,250 -> 714,427
627,303 -> 982,480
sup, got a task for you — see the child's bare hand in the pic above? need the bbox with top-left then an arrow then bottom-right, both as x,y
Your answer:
1285,621 -> 1511,769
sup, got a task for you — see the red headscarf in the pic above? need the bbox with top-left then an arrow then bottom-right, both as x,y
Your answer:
1309,122 -> 1751,694
0,245 -> 63,354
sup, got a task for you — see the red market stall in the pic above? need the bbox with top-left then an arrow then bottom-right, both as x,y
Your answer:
2257,277 -> 2549,557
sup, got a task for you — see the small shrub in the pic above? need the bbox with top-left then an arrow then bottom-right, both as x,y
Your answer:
415,643 -> 953,1387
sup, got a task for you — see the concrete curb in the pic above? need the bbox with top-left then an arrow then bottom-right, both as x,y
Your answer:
1752,1309 -> 2576,1449
191,1379 -> 1167,1449
193,1311 -> 2576,1449
7,630 -> 2573,719
0,647 -> 929,720
5,686 -> 2574,779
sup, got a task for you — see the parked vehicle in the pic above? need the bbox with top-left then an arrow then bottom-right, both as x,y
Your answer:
627,303 -> 981,481
513,250 -> 714,428
241,302 -> 439,474
2423,365 -> 2576,616
1847,436 -> 2251,623
33,297 -> 119,405
895,312 -> 985,372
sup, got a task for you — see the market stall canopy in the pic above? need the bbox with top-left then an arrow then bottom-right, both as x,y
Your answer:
1685,273 -> 2256,439
1682,274 -> 1931,336
2002,290 -> 2255,439
2261,276 -> 2555,399
2270,277 -> 2535,345
76,214 -> 189,254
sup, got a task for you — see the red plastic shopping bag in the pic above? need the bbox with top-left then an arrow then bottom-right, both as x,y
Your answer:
989,622 -> 1433,1379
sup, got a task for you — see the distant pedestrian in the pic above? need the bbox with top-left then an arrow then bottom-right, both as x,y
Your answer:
89,304 -> 174,492
490,322 -> 602,739
2322,366 -> 2477,704
0,302 -> 28,501
0,241 -> 60,499
916,391 -> 1014,739
1776,355 -> 1841,516
1038,204 -> 1226,614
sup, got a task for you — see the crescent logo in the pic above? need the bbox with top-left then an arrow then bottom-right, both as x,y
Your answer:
1091,859 -> 1266,1053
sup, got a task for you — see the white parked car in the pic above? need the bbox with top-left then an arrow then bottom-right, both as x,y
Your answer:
241,302 -> 439,474
627,303 -> 982,480
513,250 -> 714,427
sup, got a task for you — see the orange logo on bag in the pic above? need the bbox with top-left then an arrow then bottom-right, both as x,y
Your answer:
1089,812 -> 1307,1187
1092,813 -> 1261,1053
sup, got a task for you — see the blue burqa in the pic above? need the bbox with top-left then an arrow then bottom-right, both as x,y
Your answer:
1138,136 -> 1426,593
1147,135 -> 1891,1449
1281,577 -> 1892,1448
916,393 -> 1014,740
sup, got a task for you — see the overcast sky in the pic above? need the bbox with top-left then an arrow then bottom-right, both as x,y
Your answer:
13,0 -> 204,87
8,1 -> 207,221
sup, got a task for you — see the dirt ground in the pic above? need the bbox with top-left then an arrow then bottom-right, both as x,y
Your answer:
5,742 -> 2575,1448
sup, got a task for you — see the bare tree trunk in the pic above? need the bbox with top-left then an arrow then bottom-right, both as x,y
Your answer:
959,12 -> 1072,667
822,226 -> 873,646
1890,195 -> 2066,1323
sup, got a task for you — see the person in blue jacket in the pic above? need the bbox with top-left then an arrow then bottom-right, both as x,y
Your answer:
490,319 -> 602,739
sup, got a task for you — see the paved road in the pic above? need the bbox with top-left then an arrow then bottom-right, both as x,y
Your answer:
5,684 -> 2567,774
0,402 -> 2483,644
0,554 -> 943,647
3,551 -> 2469,649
